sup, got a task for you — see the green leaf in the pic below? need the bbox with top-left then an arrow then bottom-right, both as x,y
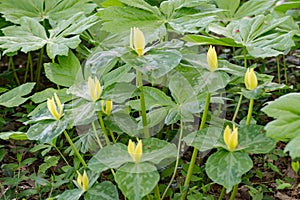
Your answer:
234,0 -> 276,19
206,150 -> 253,192
102,64 -> 135,87
115,162 -> 159,200
0,0 -> 97,24
44,51 -> 83,87
216,0 -> 240,18
30,88 -> 71,104
26,118 -> 68,143
58,189 -> 83,200
182,34 -> 242,47
262,93 -> 300,141
238,125 -> 276,154
98,6 -> 166,42
0,82 -> 35,107
108,113 -> 139,136
120,0 -> 161,16
140,107 -> 168,129
102,82 -> 136,104
121,50 -> 182,79
85,181 -> 119,200
38,156 -> 59,173
285,135 -> 300,159
0,132 -> 27,140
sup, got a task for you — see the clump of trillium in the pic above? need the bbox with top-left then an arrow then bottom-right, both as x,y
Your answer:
127,138 -> 143,163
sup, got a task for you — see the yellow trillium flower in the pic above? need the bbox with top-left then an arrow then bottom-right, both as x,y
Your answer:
88,76 -> 101,102
128,138 -> 143,163
47,93 -> 63,120
130,27 -> 145,56
223,125 -> 238,152
244,68 -> 258,90
101,100 -> 113,116
207,45 -> 218,72
77,170 -> 89,192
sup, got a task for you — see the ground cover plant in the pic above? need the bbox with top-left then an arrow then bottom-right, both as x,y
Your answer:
0,0 -> 299,199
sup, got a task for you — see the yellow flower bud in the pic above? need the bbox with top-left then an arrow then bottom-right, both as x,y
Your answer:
88,76 -> 101,102
101,100 -> 113,116
130,27 -> 145,56
244,68 -> 258,90
223,125 -> 238,152
207,45 -> 218,72
128,138 -> 143,163
47,93 -> 63,120
77,170 -> 89,192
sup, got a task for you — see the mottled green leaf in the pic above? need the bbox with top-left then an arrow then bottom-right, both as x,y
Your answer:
0,132 -> 27,140
58,189 -> 83,200
85,181 -> 119,200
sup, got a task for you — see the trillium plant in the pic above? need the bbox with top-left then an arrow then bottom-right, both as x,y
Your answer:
0,0 -> 299,200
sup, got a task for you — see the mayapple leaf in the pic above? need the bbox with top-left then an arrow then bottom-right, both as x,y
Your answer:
206,149 -> 253,193
0,0 -> 96,24
284,135 -> 300,159
121,49 -> 182,79
234,0 -> 275,19
85,181 -> 119,200
0,82 -> 35,107
238,125 -> 276,154
262,93 -> 300,141
57,189 -> 84,200
115,162 -> 159,200
26,118 -> 68,143
44,50 -> 84,87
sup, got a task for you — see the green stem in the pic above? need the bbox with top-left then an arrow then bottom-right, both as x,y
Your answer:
109,130 -> 116,144
154,184 -> 161,200
9,57 -> 20,85
97,112 -> 111,146
232,94 -> 243,122
243,48 -> 247,68
28,52 -> 33,82
92,121 -> 103,149
52,144 -> 70,166
218,187 -> 226,200
283,55 -> 288,85
136,70 -> 150,138
36,47 -> 44,87
63,131 -> 87,168
161,120 -> 184,199
276,56 -> 281,84
229,185 -> 238,200
181,93 -> 211,200
246,98 -> 254,125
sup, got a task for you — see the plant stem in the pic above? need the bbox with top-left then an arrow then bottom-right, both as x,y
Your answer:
246,98 -> 254,125
63,131 -> 87,168
232,94 -> 243,122
276,56 -> 281,84
283,55 -> 288,85
9,56 -> 20,85
109,130 -> 116,144
154,184 -> 161,200
97,112 -> 111,146
36,47 -> 44,88
218,187 -> 226,200
136,70 -> 150,138
229,185 -> 238,200
28,52 -> 33,82
92,121 -> 103,149
161,120 -> 184,199
181,93 -> 211,200
52,144 -> 70,166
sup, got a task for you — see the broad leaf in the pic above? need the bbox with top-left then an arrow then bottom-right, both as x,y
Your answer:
58,189 -> 83,200
85,181 -> 119,200
0,82 -> 35,107
0,132 -> 27,140
115,162 -> 159,200
206,150 -> 253,192
107,112 -> 139,136
284,135 -> 300,159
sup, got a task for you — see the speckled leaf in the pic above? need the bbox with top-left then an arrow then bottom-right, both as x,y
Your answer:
26,118 -> 68,143
85,181 -> 119,200
115,162 -> 159,200
58,189 -> 83,200
238,125 -> 276,154
206,150 -> 253,192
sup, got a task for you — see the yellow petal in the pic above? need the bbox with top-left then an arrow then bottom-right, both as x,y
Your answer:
134,139 -> 143,163
244,68 -> 258,90
82,170 -> 89,192
54,93 -> 62,118
77,171 -> 82,189
223,125 -> 231,147
128,139 -> 135,161
47,97 -> 60,120
101,100 -> 113,116
88,76 -> 101,102
130,27 -> 133,49
133,27 -> 145,56
207,45 -> 218,72
223,125 -> 238,152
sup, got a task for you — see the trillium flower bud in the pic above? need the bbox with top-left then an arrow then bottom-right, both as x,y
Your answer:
47,93 -> 63,120
223,125 -> 238,152
77,170 -> 89,192
128,138 -> 143,163
244,68 -> 258,90
130,27 -> 145,56
101,100 -> 113,116
207,45 -> 218,72
88,76 -> 101,102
